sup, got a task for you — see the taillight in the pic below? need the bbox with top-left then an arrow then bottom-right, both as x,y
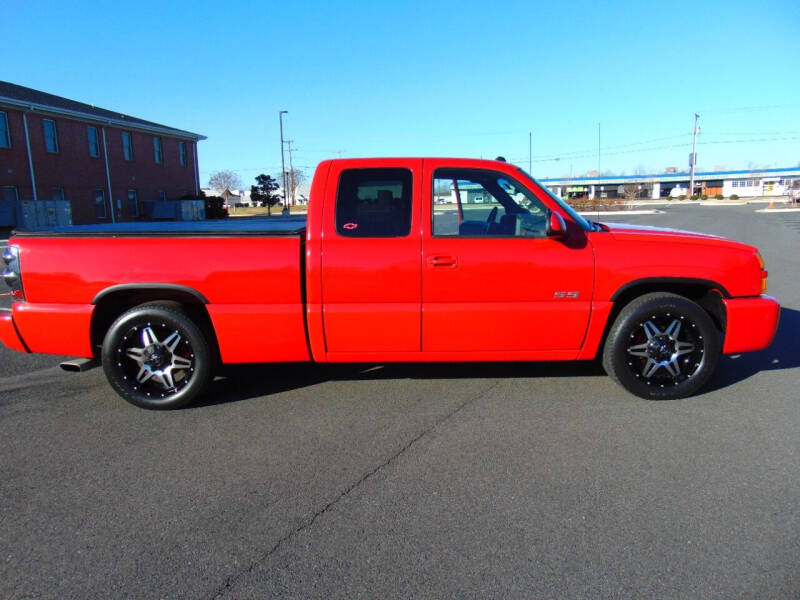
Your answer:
2,245 -> 25,300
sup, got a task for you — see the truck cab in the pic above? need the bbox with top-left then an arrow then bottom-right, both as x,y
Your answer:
306,158 -> 594,360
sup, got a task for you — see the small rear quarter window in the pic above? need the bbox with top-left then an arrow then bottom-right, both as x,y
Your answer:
335,168 -> 412,237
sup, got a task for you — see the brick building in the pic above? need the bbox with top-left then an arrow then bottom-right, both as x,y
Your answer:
0,81 -> 205,225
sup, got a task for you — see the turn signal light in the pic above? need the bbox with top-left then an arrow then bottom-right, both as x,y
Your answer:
755,253 -> 767,293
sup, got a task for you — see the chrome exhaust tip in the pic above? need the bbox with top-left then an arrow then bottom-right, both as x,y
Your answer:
59,359 -> 100,373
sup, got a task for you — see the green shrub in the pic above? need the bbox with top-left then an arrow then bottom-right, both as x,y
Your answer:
679,194 -> 687,200
730,194 -> 739,200
715,194 -> 723,200
690,194 -> 699,200
700,194 -> 708,200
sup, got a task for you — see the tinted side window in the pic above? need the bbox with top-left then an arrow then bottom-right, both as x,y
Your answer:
336,168 -> 412,237
432,168 -> 548,238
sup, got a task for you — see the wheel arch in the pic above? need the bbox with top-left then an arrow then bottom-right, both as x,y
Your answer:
597,278 -> 728,357
90,285 -> 219,360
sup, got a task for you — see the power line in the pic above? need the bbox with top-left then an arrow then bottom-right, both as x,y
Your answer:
506,135 -> 800,164
200,131 -> 800,176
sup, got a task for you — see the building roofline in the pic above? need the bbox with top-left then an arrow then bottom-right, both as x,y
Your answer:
0,84 -> 205,141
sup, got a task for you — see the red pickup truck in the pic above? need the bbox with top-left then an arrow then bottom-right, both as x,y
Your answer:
1,158 -> 780,408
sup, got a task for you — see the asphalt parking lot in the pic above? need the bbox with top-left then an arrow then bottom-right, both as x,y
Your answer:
1,205 -> 799,599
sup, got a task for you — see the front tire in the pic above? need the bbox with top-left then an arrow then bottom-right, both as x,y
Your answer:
602,293 -> 720,400
101,304 -> 212,409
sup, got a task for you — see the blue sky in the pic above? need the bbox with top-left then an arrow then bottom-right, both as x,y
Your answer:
4,0 -> 799,186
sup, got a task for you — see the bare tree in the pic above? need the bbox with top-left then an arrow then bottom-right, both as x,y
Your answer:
208,170 -> 243,208
622,183 -> 643,204
274,168 -> 307,206
289,168 -> 306,205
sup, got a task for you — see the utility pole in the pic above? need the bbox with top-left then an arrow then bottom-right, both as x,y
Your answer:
285,140 -> 296,207
279,110 -> 288,213
598,122 -> 601,174
528,131 -> 532,174
689,113 -> 699,197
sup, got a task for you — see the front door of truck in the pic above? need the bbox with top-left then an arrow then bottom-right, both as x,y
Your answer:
422,163 -> 594,353
321,159 -> 422,354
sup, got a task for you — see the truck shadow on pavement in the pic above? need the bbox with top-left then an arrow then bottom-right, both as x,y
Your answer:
197,361 -> 607,408
194,307 -> 799,408
707,306 -> 800,392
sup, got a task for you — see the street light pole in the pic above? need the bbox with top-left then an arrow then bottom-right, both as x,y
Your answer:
689,113 -> 699,197
279,110 -> 288,213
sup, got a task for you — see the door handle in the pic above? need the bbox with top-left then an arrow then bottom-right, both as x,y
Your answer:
427,255 -> 458,267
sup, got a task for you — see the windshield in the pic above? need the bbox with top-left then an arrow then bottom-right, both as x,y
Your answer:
515,168 -> 594,231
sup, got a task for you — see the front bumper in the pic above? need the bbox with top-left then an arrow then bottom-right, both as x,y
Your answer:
0,308 -> 28,353
722,294 -> 780,354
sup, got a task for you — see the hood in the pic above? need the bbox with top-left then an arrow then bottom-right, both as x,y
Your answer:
600,222 -> 756,251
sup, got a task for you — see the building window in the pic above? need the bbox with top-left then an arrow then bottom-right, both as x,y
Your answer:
122,131 -> 134,161
51,188 -> 65,201
2,186 -> 18,203
178,141 -> 187,166
94,189 -> 107,219
0,111 -> 10,148
87,126 -> 100,158
158,190 -> 167,201
43,119 -> 59,153
127,189 -> 138,217
153,136 -> 163,164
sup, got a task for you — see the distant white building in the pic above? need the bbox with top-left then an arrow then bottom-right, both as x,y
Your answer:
541,167 -> 800,199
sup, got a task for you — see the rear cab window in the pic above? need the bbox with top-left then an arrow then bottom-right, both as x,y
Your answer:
335,168 -> 413,237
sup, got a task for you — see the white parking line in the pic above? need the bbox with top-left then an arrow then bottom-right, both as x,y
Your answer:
578,209 -> 662,216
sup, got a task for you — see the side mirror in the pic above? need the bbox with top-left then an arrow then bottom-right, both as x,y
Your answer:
546,211 -> 568,239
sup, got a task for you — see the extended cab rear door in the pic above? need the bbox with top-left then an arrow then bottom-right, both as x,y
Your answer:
421,160 -> 594,353
320,159 -> 423,353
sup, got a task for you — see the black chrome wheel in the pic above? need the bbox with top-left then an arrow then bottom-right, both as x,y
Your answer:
101,305 -> 212,409
624,311 -> 705,388
603,293 -> 720,400
118,323 -> 195,396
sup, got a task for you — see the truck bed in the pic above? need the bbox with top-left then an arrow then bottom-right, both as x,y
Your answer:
13,216 -> 307,237
9,226 -> 311,362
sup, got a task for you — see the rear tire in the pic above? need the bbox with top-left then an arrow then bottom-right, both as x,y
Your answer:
101,304 -> 212,409
602,293 -> 720,400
